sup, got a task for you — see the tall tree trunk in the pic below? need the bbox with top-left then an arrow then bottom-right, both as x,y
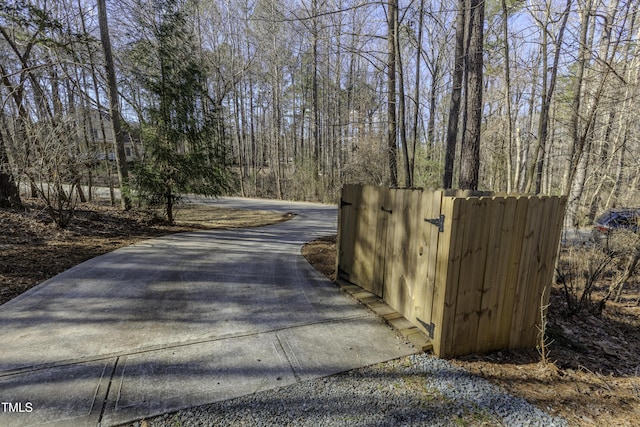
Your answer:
269,0 -> 283,200
426,67 -> 438,156
97,0 -> 131,210
565,0 -> 624,226
395,6 -> 410,187
410,0 -> 425,184
386,0 -> 399,187
312,0 -> 321,176
233,88 -> 246,197
0,129 -> 21,208
0,32 -> 45,198
459,0 -> 484,190
443,0 -> 466,189
249,72 -> 257,193
607,7 -> 639,208
501,0 -> 513,192
587,0 -> 623,218
563,0 -> 593,195
606,128 -> 626,209
526,0 -> 571,194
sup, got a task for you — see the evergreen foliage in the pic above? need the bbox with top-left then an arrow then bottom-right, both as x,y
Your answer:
130,0 -> 232,222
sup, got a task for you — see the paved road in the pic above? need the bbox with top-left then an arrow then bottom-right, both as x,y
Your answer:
0,197 -> 416,426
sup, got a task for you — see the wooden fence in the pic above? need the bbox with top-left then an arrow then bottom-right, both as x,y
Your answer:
336,184 -> 567,358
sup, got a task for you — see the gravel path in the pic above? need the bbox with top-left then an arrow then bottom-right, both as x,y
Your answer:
128,354 -> 567,427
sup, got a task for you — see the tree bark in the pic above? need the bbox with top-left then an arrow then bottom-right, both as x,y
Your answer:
523,0 -> 571,194
0,129 -> 21,208
501,0 -> 513,193
563,0 -> 593,195
395,5 -> 410,187
312,0 -> 321,176
97,0 -> 131,210
458,0 -> 484,190
387,0 -> 399,187
410,0 -> 425,184
443,0 -> 466,189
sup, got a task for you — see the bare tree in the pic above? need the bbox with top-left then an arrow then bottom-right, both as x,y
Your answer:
0,131 -> 21,208
97,0 -> 131,210
387,0 -> 399,187
443,0 -> 466,189
410,0 -> 426,184
525,0 -> 572,194
458,0 -> 484,190
502,0 -> 514,193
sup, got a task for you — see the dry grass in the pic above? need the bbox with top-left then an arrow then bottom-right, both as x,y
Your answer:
168,204 -> 295,228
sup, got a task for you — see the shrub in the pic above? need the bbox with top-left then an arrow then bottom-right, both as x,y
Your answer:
556,229 -> 640,316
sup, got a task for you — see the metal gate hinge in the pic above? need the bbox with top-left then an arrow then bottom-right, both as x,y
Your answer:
417,318 -> 435,339
340,199 -> 353,208
424,214 -> 445,232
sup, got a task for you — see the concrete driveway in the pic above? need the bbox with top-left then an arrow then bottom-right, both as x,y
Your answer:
0,197 -> 416,426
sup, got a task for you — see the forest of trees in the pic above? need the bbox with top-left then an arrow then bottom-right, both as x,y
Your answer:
0,0 -> 638,227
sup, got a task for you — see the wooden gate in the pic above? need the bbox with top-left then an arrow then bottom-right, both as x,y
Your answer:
336,184 -> 566,358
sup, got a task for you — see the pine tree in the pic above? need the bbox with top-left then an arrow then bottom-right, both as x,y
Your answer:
130,0 -> 232,222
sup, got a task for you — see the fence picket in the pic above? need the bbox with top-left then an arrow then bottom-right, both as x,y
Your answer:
384,189 -> 404,311
488,196 -> 519,350
373,186 -> 390,297
336,184 -> 357,282
438,197 -> 466,356
414,190 -> 443,337
474,197 -> 508,353
351,185 -> 380,290
510,196 -> 541,348
430,196 -> 456,356
451,197 -> 492,356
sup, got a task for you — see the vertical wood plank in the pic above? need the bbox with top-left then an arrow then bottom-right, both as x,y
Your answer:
432,196 -> 465,357
509,196 -> 541,348
383,188 -> 403,311
336,184 -> 359,282
484,196 -> 518,350
523,196 -> 562,346
392,189 -> 409,314
335,185 -> 345,281
541,197 -> 567,312
373,186 -> 390,297
497,196 -> 529,348
474,197 -> 509,353
523,197 -> 554,347
414,190 -> 443,338
521,196 -> 551,346
351,185 -> 380,292
450,197 -> 492,357
395,189 -> 424,326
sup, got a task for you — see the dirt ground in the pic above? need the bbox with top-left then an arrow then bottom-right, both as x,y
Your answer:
2,200 -> 640,426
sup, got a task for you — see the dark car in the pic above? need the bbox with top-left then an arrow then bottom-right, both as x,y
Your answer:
593,208 -> 640,235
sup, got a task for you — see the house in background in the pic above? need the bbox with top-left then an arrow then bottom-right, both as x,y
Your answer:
77,108 -> 140,162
